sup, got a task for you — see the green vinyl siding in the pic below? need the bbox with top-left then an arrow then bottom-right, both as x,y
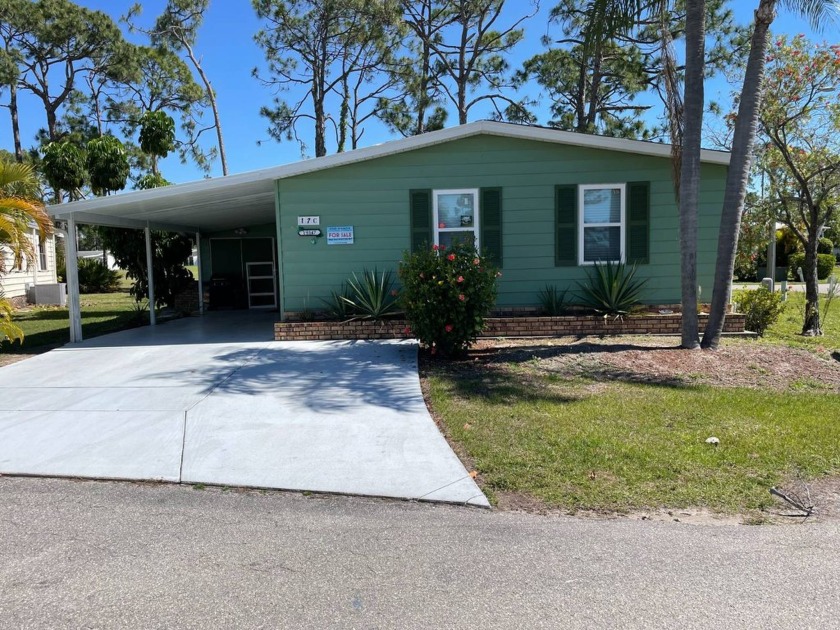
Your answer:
276,135 -> 726,312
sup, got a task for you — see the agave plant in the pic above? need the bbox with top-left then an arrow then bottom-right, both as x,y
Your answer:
537,284 -> 569,316
322,283 -> 356,321
342,268 -> 399,321
577,260 -> 648,317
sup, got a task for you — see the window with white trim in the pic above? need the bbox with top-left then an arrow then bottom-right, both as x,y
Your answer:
433,189 -> 479,249
37,236 -> 48,271
579,184 -> 625,264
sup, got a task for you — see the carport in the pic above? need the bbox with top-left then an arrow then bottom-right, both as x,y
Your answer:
48,168 -> 280,342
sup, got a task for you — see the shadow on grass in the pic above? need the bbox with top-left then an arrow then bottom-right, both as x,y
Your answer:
12,309 -> 136,322
432,365 -> 583,405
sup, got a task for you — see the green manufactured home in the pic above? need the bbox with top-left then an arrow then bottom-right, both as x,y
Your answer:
49,121 -> 729,336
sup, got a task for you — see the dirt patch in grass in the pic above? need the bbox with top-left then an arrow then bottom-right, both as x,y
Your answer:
467,336 -> 840,392
0,352 -> 37,368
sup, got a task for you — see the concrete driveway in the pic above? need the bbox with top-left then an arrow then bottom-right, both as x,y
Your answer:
0,313 -> 487,507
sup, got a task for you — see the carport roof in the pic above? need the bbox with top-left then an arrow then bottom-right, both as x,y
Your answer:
48,120 -> 731,233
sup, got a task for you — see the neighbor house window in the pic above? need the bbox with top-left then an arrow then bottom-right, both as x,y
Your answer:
433,189 -> 479,249
579,184 -> 625,264
37,236 -> 48,271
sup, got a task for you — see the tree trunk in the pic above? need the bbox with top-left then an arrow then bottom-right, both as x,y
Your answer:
46,104 -> 58,142
184,42 -> 228,175
701,0 -> 777,349
10,83 -> 23,162
338,75 -> 349,153
802,242 -> 822,335
679,0 -> 705,349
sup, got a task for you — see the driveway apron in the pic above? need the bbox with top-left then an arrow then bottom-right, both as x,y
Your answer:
0,314 -> 487,507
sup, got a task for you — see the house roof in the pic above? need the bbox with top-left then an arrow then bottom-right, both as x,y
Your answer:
48,121 -> 731,233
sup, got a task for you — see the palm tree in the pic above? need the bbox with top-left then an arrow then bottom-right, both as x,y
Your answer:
701,0 -> 839,348
579,0 -> 703,348
1,160 -> 52,346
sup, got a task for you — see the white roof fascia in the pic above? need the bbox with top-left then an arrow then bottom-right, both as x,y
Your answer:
48,121 -> 730,220
67,211 -> 199,233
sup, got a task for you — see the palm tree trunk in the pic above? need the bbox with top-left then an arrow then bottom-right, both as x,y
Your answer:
679,0 -> 705,349
701,0 -> 777,349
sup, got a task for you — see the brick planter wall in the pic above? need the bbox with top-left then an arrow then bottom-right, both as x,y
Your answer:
173,281 -> 201,314
274,313 -> 747,341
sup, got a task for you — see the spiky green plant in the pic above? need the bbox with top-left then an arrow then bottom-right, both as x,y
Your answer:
537,285 -> 569,316
342,268 -> 399,321
322,283 -> 356,321
577,260 -> 647,317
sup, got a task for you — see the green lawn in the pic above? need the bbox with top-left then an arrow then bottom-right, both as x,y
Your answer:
761,290 -> 840,355
426,291 -> 840,515
429,372 -> 839,513
1,291 -> 142,353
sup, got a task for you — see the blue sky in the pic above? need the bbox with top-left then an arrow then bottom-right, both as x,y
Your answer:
2,0 -> 829,186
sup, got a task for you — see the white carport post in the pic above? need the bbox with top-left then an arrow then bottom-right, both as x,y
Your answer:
195,231 -> 204,314
64,215 -> 83,343
144,225 -> 156,326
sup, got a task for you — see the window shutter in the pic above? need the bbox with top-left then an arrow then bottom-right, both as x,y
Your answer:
555,185 -> 577,266
480,187 -> 503,267
409,189 -> 432,253
626,181 -> 650,264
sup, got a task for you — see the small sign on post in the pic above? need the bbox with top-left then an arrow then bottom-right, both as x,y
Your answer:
327,226 -> 354,245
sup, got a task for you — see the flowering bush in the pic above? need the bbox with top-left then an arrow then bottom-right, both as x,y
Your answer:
398,241 -> 499,358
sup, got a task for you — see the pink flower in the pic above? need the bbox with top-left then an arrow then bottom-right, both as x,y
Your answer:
439,245 -> 446,251
473,258 -> 480,265
447,254 -> 456,261
403,326 -> 412,336
458,294 -> 465,301
445,324 -> 453,332
457,276 -> 464,283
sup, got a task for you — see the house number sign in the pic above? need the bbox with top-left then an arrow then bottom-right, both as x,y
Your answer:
297,216 -> 320,226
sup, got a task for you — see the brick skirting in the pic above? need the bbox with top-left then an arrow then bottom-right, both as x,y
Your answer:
274,313 -> 747,341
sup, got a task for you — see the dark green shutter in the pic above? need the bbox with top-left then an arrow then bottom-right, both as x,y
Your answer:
480,187 -> 503,267
555,185 -> 577,266
626,181 -> 650,264
409,189 -> 432,253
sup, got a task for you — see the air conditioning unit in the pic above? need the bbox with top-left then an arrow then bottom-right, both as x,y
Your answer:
28,283 -> 67,306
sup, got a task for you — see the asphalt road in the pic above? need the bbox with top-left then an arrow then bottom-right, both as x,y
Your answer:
1,477 -> 839,629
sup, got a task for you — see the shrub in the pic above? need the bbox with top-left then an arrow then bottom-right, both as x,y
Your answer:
787,253 -> 836,281
341,268 -> 399,320
576,260 -> 647,317
398,241 -> 498,358
818,237 -> 833,255
537,284 -> 569,316
77,258 -> 121,293
733,287 -> 785,336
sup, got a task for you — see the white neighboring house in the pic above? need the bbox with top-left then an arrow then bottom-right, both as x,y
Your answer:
78,250 -> 119,270
0,226 -> 60,305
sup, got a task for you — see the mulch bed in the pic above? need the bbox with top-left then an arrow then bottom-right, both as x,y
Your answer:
457,336 -> 840,392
